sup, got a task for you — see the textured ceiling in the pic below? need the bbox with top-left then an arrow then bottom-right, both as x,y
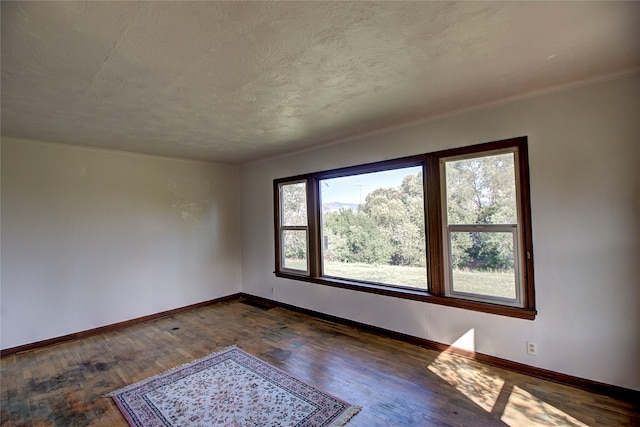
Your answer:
2,1 -> 639,164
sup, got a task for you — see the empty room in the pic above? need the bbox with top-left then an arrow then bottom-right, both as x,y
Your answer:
1,1 -> 639,426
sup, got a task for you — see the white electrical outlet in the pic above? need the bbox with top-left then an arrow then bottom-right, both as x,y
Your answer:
271,287 -> 275,294
526,341 -> 538,355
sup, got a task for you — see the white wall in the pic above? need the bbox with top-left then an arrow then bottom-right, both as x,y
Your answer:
1,138 -> 241,349
240,74 -> 640,391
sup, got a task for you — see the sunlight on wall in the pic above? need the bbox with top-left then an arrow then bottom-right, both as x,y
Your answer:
450,328 -> 475,352
501,386 -> 589,426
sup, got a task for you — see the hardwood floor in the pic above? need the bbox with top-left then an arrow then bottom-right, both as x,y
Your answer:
1,298 -> 638,426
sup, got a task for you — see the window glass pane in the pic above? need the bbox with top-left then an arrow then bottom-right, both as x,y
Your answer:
282,230 -> 307,271
320,166 -> 427,289
449,231 -> 516,299
445,153 -> 517,225
281,182 -> 307,226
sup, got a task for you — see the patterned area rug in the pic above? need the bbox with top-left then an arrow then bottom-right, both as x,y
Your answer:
108,346 -> 360,427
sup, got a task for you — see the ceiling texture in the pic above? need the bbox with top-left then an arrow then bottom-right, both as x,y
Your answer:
2,1 -> 639,164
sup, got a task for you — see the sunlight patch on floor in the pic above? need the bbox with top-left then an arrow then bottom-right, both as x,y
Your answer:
501,385 -> 590,426
428,329 -> 591,426
428,329 -> 505,412
428,352 -> 505,412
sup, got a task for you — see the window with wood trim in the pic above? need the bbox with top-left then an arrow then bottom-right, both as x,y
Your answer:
274,137 -> 536,319
277,181 -> 309,273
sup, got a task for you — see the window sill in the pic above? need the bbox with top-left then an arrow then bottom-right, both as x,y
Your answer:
274,271 -> 537,320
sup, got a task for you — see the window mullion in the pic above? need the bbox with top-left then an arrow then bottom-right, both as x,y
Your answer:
307,178 -> 321,277
426,153 -> 444,296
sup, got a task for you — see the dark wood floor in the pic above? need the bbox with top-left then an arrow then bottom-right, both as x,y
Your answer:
1,298 -> 638,426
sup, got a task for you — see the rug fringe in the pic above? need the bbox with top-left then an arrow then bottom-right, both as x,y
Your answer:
331,406 -> 362,427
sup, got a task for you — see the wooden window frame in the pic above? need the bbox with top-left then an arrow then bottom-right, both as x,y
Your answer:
273,137 -> 536,320
440,146 -> 524,307
275,180 -> 311,274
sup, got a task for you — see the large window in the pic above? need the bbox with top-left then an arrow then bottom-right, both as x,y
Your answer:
320,165 -> 426,289
274,137 -> 535,319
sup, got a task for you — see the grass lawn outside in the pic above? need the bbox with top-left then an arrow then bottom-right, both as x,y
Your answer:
451,269 -> 516,299
286,259 -> 514,298
324,261 -> 428,289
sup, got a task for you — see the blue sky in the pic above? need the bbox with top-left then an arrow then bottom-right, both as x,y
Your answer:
320,166 -> 422,204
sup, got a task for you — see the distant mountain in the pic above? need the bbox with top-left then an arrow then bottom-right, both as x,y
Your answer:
322,201 -> 359,212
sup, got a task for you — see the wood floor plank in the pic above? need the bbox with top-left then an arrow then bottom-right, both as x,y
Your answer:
1,299 -> 638,426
